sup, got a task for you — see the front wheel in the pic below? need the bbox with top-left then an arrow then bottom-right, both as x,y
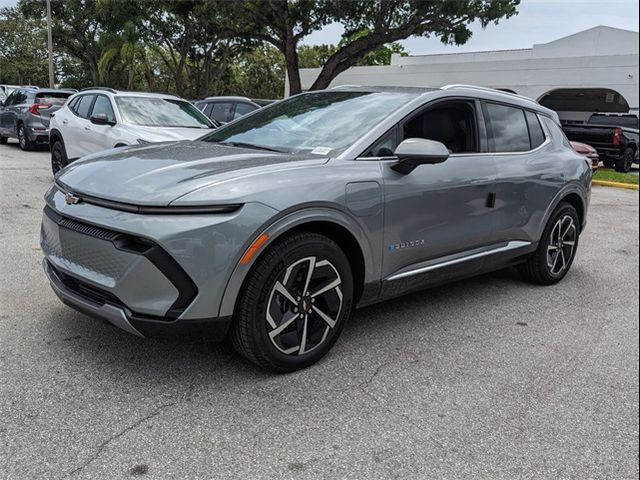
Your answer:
231,231 -> 354,372
51,141 -> 68,175
0,135 -> 7,145
518,202 -> 580,285
615,147 -> 635,173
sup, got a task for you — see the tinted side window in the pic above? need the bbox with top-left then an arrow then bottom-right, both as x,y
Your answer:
486,103 -> 530,152
12,90 -> 28,105
91,95 -> 116,122
75,95 -> 95,119
209,102 -> 234,123
541,116 -> 572,149
525,111 -> 545,149
234,102 -> 258,119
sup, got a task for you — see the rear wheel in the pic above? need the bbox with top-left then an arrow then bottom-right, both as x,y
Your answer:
51,140 -> 68,175
519,202 -> 580,285
231,231 -> 353,372
17,124 -> 33,151
614,147 -> 634,173
0,135 -> 7,145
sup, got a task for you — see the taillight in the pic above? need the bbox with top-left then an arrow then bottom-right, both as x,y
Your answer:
28,103 -> 52,115
612,128 -> 622,145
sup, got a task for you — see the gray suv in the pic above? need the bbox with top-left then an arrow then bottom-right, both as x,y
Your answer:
0,87 -> 74,150
41,85 -> 591,371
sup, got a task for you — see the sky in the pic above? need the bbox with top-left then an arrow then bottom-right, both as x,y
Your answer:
1,0 -> 638,55
305,0 -> 640,54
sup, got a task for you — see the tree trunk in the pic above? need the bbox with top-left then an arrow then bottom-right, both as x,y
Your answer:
284,34 -> 302,95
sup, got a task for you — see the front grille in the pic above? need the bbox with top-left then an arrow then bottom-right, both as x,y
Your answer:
50,262 -> 123,307
44,206 -> 120,242
42,206 -> 199,320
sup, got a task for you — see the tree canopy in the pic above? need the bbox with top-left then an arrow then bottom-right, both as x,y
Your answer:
3,0 -> 520,98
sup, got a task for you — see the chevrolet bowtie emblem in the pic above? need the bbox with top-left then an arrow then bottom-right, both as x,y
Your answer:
64,192 -> 81,205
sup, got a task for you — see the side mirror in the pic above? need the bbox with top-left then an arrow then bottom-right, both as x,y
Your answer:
391,138 -> 450,174
90,113 -> 115,126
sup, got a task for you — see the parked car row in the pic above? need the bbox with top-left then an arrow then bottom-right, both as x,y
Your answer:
49,88 -> 217,173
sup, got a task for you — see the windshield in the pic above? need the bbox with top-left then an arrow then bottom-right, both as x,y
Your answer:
201,91 -> 417,155
588,114 -> 639,129
115,96 -> 213,128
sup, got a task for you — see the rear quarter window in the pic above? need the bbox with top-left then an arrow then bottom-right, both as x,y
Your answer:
525,111 -> 546,149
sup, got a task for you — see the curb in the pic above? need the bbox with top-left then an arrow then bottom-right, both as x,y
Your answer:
592,179 -> 639,191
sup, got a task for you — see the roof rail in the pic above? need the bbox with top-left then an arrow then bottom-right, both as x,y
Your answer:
80,86 -> 118,94
441,84 -> 538,103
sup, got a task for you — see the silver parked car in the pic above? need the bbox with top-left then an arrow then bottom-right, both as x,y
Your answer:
41,85 -> 591,371
0,87 -> 75,150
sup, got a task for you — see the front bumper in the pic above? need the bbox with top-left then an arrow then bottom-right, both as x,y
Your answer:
44,260 -> 232,339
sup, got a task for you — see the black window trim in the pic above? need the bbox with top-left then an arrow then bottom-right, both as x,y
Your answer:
70,93 -> 98,120
481,100 -> 551,155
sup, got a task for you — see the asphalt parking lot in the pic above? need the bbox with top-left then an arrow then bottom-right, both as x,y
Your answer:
1,140 -> 638,480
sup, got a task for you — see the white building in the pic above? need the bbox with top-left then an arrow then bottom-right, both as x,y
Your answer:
298,26 -> 639,124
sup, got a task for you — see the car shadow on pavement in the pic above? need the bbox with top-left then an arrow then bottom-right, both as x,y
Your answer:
47,266 -> 534,387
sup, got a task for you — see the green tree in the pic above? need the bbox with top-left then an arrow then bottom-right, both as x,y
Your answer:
19,0 -> 107,86
0,6 -> 49,85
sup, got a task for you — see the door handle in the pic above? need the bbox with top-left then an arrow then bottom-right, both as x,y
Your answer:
62,120 -> 68,125
84,126 -> 91,131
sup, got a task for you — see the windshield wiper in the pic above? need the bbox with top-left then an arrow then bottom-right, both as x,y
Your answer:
219,141 -> 287,153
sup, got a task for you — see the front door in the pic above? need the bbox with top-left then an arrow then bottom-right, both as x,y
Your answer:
376,99 -> 501,286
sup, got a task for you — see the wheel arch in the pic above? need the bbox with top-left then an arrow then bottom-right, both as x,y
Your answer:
217,207 -> 376,318
49,128 -> 64,147
539,185 -> 588,240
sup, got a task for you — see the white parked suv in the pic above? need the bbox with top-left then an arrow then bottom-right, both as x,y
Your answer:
49,88 -> 217,174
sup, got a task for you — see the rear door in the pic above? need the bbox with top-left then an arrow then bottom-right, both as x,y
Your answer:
64,94 -> 96,159
486,102 -> 566,243
0,89 -> 27,135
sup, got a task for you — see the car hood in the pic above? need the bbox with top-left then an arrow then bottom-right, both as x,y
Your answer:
56,141 -> 329,206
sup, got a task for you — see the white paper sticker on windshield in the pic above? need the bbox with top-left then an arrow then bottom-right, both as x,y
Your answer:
311,147 -> 332,155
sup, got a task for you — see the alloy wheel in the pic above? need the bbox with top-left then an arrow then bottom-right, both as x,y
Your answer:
18,125 -> 26,149
266,256 -> 343,355
546,214 -> 577,275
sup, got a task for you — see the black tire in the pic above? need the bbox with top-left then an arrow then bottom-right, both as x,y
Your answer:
602,158 -> 615,169
51,140 -> 68,175
231,231 -> 354,372
518,202 -> 580,286
17,123 -> 33,151
0,135 -> 7,145
614,147 -> 634,173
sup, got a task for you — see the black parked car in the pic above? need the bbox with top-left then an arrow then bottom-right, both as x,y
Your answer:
563,113 -> 639,173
